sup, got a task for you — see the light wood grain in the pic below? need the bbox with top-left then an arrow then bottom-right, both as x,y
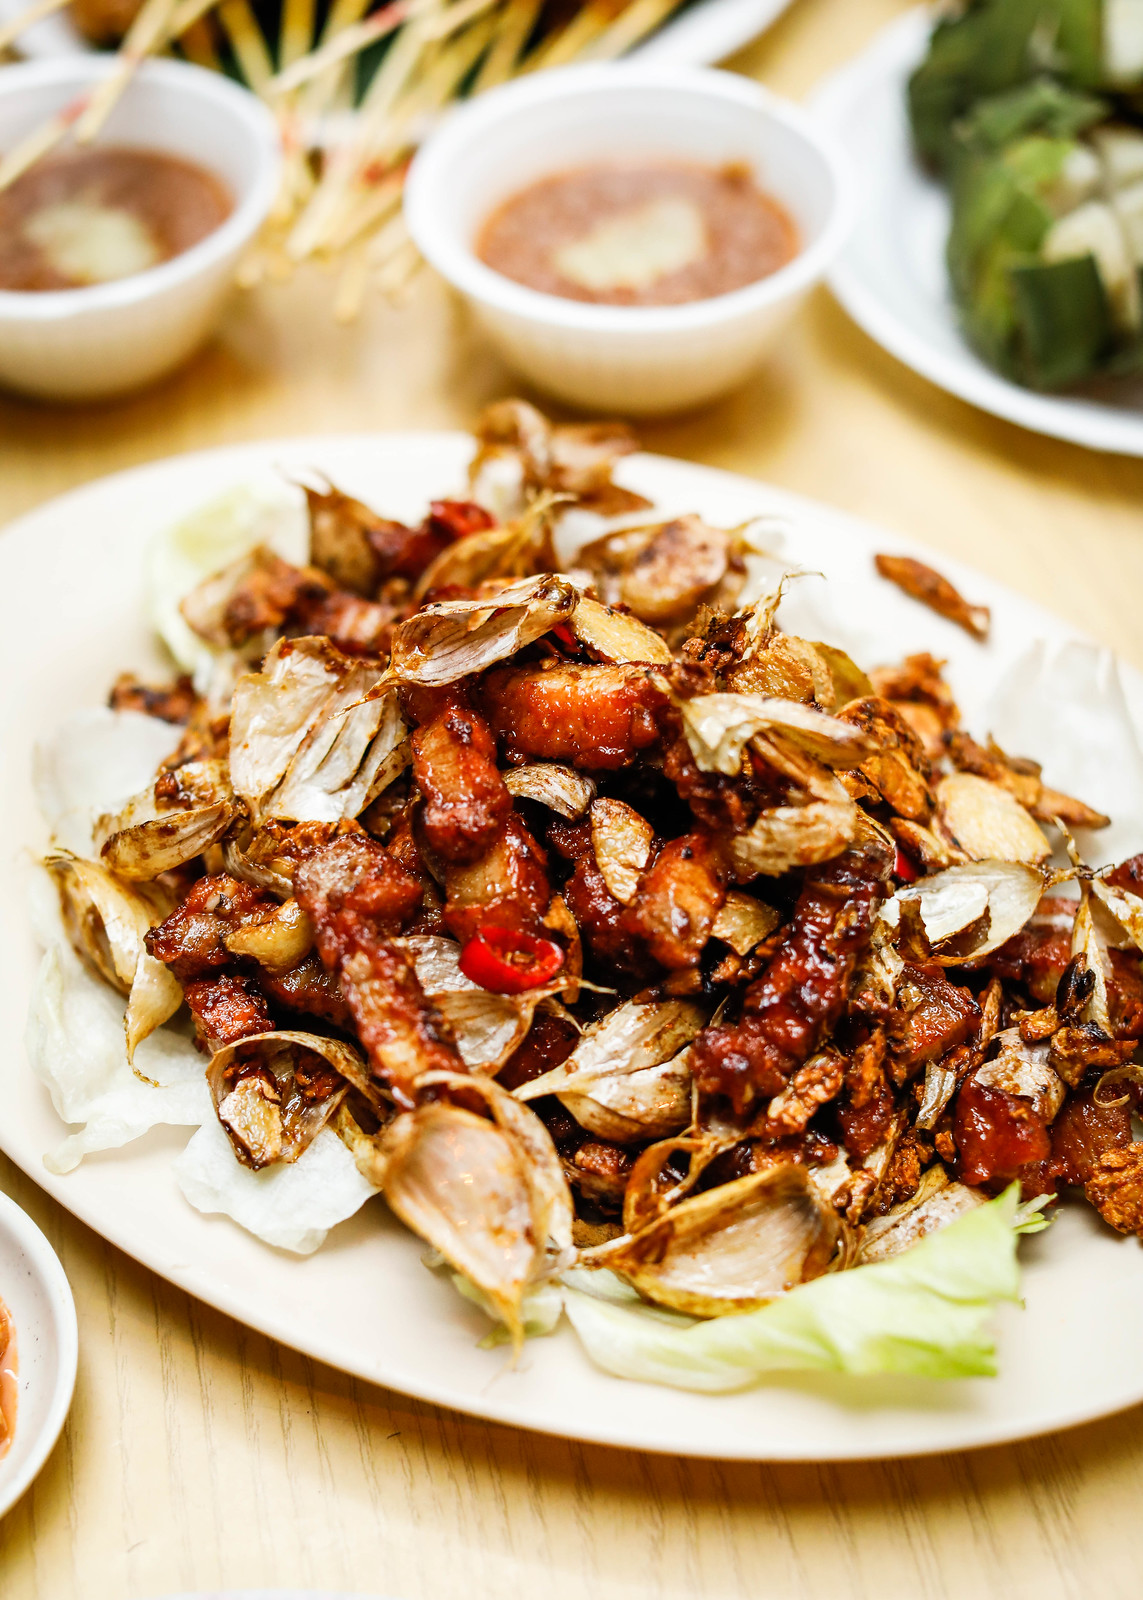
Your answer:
3,1 -> 1143,1594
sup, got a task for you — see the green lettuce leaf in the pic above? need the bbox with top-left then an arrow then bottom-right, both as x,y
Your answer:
561,1187 -> 1034,1393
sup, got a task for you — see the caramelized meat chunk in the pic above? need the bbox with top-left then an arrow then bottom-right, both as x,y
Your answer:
987,898 -> 1075,1003
693,848 -> 887,1116
836,1029 -> 896,1159
305,486 -> 481,596
407,685 -> 512,864
442,813 -> 550,945
886,963 -> 980,1081
183,973 -> 274,1051
1041,1083 -> 1138,1188
571,1140 -> 635,1209
622,830 -> 728,970
952,1075 -> 1051,1190
109,671 -> 197,725
1084,1146 -> 1143,1237
481,663 -> 668,770
258,954 -> 352,1028
295,834 -> 461,1099
146,874 -> 279,982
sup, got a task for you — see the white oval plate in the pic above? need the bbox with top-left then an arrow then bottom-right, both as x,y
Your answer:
3,433 -> 1143,1461
0,0 -> 793,64
812,7 -> 1143,457
0,1189 -> 78,1518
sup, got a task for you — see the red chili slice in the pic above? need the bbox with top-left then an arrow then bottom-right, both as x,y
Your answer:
459,926 -> 565,995
893,846 -> 919,883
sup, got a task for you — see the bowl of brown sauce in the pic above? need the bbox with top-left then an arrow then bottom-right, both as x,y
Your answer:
0,57 -> 279,401
405,64 -> 853,415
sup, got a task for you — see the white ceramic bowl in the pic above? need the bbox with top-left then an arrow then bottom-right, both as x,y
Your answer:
0,1188 -> 77,1520
405,64 -> 853,415
0,58 -> 280,401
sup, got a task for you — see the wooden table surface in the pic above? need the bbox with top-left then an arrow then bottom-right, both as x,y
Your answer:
4,1 -> 1143,1595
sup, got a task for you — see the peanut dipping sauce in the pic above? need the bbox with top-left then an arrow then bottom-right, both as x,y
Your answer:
0,1297 -> 15,1462
476,159 -> 799,307
0,145 -> 233,292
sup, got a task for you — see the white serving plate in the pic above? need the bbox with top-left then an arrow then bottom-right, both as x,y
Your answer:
0,1188 -> 78,1518
3,434 -> 1143,1462
812,7 -> 1143,458
0,0 -> 794,63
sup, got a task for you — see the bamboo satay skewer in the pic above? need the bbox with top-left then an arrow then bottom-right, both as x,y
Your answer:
0,0 -> 70,54
325,163 -> 405,252
73,0 -> 182,142
285,0 -> 442,259
269,2 -> 409,98
279,0 -> 316,68
315,10 -> 498,254
0,96 -> 84,191
216,0 -> 275,92
471,0 -> 541,91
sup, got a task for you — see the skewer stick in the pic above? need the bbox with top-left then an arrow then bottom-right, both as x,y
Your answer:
268,2 -> 409,97
167,0 -> 227,41
216,0 -> 275,92
286,0 -> 441,259
0,93 -> 84,191
279,0 -> 316,68
73,0 -> 182,143
519,0 -> 625,71
0,0 -> 71,54
471,0 -> 540,91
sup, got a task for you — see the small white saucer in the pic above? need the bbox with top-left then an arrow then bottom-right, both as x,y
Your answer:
0,1188 -> 78,1520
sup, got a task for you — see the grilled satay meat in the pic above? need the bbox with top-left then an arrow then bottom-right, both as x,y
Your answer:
63,398 -> 1143,1303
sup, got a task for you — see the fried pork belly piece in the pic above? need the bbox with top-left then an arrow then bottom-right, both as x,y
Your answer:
571,1139 -> 636,1208
1084,1146 -> 1143,1237
146,874 -> 281,982
837,1029 -> 897,1159
874,553 -> 990,641
987,896 -> 1075,1002
442,813 -> 551,945
108,671 -> 198,725
622,830 -> 728,970
183,973 -> 274,1051
405,685 -> 511,864
295,833 -> 462,1099
886,963 -> 981,1082
693,846 -> 889,1116
305,486 -> 488,597
550,818 -> 655,979
182,545 -> 396,657
1031,1081 -> 1141,1191
480,663 -> 668,771
258,954 -> 352,1028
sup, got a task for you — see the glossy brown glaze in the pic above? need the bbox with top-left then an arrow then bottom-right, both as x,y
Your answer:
0,145 -> 232,291
477,160 -> 798,307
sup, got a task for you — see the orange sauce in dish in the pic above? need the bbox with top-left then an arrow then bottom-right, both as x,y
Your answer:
0,145 -> 233,292
476,159 -> 799,307
0,1297 -> 15,1461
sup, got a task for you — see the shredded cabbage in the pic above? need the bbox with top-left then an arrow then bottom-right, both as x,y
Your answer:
559,1187 -> 1032,1391
147,484 -> 307,684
